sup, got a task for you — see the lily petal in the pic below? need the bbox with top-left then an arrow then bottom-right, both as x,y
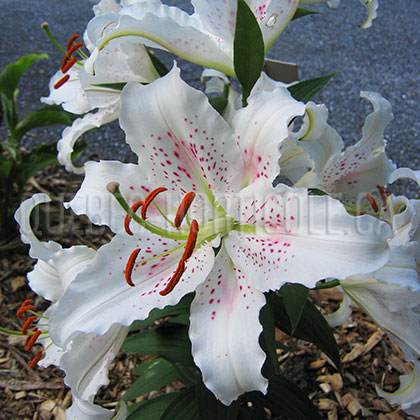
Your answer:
325,289 -> 353,327
389,167 -> 420,187
57,103 -> 119,174
232,85 -> 305,185
49,232 -> 216,347
119,66 -> 245,198
189,244 -> 267,405
225,180 -> 391,291
14,194 -> 61,260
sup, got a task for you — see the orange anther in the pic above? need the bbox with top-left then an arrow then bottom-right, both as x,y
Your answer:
124,200 -> 144,236
66,42 -> 84,59
16,300 -> 35,320
366,193 -> 379,212
66,34 -> 80,51
24,329 -> 42,351
159,260 -> 186,296
376,185 -> 388,210
125,248 -> 141,287
174,192 -> 196,228
61,57 -> 77,73
28,350 -> 44,368
54,74 -> 70,89
21,316 -> 38,335
182,219 -> 199,261
141,187 -> 167,220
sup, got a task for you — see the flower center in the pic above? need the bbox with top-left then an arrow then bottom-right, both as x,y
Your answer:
108,183 -> 237,295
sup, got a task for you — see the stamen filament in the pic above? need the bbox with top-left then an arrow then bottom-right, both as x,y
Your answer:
125,248 -> 141,287
174,192 -> 196,227
107,183 -> 188,240
124,200 -> 143,235
54,75 -> 70,89
28,350 -> 44,368
66,42 -> 84,59
141,187 -> 167,220
153,202 -> 181,229
159,260 -> 185,296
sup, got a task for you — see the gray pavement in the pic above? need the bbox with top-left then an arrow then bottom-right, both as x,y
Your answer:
1,0 -> 419,194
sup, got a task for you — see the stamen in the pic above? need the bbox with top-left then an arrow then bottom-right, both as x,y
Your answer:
124,201 -> 144,236
28,350 -> 44,368
54,74 -> 70,89
125,248 -> 141,287
61,57 -> 77,73
21,316 -> 38,335
366,193 -> 379,212
174,192 -> 196,228
182,219 -> 199,261
159,260 -> 186,296
66,34 -> 80,50
376,185 -> 388,211
16,300 -> 35,320
24,328 -> 42,351
141,187 -> 167,220
66,42 -> 84,59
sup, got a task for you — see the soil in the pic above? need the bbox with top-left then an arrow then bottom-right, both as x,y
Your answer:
0,165 -> 418,420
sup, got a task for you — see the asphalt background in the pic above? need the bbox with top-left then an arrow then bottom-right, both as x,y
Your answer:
1,0 -> 419,193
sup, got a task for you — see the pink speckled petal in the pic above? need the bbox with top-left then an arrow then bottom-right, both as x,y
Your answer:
68,160 -> 155,234
232,85 -> 304,184
120,66 -> 245,199
49,232 -> 216,347
189,244 -> 267,405
247,0 -> 299,50
224,179 -> 391,292
57,104 -> 119,174
319,91 -> 396,204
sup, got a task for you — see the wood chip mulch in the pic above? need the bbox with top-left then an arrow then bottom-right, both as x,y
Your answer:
0,165 -> 418,419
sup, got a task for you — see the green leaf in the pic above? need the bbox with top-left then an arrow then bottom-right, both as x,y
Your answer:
234,0 -> 265,105
160,387 -> 199,420
0,54 -> 48,100
249,375 -> 322,420
259,301 -> 279,378
209,96 -> 229,115
292,8 -> 321,20
288,72 -> 339,103
308,188 -> 328,196
268,292 -> 341,371
130,293 -> 193,332
237,404 -> 268,420
279,284 -> 310,334
0,154 -> 13,179
1,92 -> 18,141
196,382 -> 240,420
123,324 -> 194,365
127,393 -> 178,420
14,105 -> 77,141
147,50 -> 169,77
124,358 -> 180,401
16,138 -> 87,187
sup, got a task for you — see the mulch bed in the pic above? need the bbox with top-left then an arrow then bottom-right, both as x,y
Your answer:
0,165 -> 417,420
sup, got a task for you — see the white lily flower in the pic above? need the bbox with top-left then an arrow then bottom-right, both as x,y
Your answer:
299,0 -> 379,28
15,194 -> 129,419
389,167 -> 420,188
280,91 -> 396,204
42,1 -> 160,174
84,0 -> 299,77
49,66 -> 391,405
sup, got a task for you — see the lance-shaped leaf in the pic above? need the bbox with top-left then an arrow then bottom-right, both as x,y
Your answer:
127,393 -> 178,420
279,283 -> 310,334
288,73 -> 339,103
160,387 -> 199,420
